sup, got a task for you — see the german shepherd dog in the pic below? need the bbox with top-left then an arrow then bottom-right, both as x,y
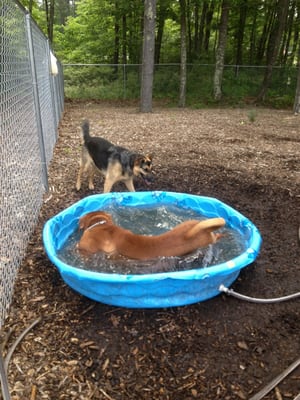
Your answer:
76,120 -> 154,193
77,211 -> 226,260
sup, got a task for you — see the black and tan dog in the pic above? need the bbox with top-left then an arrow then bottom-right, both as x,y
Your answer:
77,211 -> 226,260
76,120 -> 154,193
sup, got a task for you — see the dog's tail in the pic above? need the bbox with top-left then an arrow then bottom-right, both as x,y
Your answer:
82,119 -> 90,142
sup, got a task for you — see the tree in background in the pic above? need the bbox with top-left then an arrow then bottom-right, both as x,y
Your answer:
213,0 -> 229,101
44,0 -> 55,43
293,45 -> 300,113
256,0 -> 289,101
155,0 -> 172,64
140,0 -> 156,112
234,0 -> 247,67
178,0 -> 187,107
19,0 -> 300,110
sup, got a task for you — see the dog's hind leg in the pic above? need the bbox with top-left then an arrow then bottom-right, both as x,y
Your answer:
77,149 -> 97,191
185,218 -> 226,239
76,161 -> 95,191
76,163 -> 83,191
87,166 -> 95,190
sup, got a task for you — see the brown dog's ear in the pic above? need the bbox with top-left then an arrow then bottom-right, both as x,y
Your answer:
79,214 -> 90,230
145,154 -> 153,161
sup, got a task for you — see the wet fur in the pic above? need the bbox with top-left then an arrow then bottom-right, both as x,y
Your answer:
77,211 -> 226,260
76,120 -> 154,193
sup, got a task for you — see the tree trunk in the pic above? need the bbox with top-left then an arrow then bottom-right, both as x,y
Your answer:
45,0 -> 55,43
193,1 -> 199,55
140,0 -> 156,113
203,2 -> 214,52
279,0 -> 295,65
198,1 -> 208,54
289,4 -> 300,65
155,1 -> 168,64
122,15 -> 127,64
235,0 -> 247,68
249,7 -> 257,64
256,0 -> 289,101
186,0 -> 192,62
213,0 -> 229,101
29,0 -> 33,13
179,0 -> 187,108
256,4 -> 275,64
113,1 -> 120,70
293,46 -> 300,114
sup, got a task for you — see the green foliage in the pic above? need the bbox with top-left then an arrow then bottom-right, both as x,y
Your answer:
63,63 -> 296,108
18,0 -> 47,34
54,0 -> 115,63
46,0 -> 298,108
63,65 -> 140,99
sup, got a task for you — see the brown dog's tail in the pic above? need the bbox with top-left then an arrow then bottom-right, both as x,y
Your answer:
185,217 -> 226,239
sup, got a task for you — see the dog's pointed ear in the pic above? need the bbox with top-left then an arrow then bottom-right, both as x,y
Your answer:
134,155 -> 152,166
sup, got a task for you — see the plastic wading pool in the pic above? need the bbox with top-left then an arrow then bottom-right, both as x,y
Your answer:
43,191 -> 262,308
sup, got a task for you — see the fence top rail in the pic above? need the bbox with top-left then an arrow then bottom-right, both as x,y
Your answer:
63,63 -> 294,69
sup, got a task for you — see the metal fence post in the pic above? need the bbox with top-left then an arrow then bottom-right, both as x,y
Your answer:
123,64 -> 126,99
47,41 -> 59,134
25,14 -> 49,192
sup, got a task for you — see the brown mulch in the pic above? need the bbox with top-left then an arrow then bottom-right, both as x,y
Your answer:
2,101 -> 300,400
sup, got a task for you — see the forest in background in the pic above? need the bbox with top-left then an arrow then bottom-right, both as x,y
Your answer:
20,0 -> 300,109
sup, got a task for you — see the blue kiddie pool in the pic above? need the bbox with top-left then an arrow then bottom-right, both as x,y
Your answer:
43,191 -> 262,308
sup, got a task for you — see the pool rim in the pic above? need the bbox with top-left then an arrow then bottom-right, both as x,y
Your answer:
43,191 -> 262,283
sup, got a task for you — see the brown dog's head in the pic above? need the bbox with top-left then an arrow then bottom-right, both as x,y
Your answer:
79,211 -> 113,231
133,154 -> 155,186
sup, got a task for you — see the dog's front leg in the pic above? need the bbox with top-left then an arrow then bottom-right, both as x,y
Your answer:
103,178 -> 114,193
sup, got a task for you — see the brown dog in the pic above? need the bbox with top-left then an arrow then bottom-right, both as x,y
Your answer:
77,211 -> 225,260
76,120 -> 154,193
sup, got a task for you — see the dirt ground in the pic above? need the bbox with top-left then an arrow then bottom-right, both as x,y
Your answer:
3,101 -> 300,400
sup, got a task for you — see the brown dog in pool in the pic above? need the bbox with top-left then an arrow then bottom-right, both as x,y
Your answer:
77,211 -> 225,260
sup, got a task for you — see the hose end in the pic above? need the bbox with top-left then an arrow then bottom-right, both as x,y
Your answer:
219,284 -> 229,293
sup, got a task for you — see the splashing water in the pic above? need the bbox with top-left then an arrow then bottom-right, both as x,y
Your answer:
57,204 -> 245,274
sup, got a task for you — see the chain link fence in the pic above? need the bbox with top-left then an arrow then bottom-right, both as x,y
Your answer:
0,0 -> 64,330
63,63 -> 297,107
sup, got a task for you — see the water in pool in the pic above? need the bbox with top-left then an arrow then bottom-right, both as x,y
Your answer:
57,204 -> 246,274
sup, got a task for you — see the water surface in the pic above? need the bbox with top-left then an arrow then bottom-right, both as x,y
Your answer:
57,204 -> 245,274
